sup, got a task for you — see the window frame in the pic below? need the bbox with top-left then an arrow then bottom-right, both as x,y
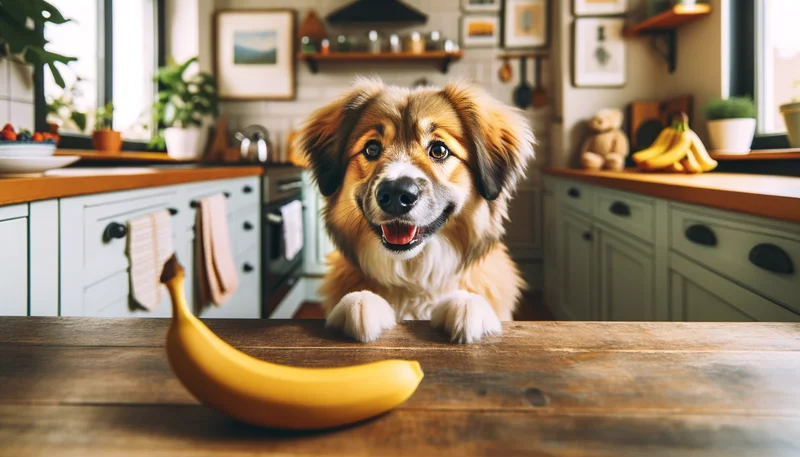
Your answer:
34,0 -> 166,152
729,0 -> 790,150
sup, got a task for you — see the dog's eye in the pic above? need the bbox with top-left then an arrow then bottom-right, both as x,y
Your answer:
363,140 -> 382,160
429,142 -> 450,161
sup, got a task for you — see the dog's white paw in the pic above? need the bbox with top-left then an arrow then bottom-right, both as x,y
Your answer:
326,291 -> 397,343
431,291 -> 502,343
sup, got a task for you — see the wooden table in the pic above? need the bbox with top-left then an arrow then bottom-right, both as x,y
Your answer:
2,318 -> 799,457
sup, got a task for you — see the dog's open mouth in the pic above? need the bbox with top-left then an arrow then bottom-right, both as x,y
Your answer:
380,223 -> 422,250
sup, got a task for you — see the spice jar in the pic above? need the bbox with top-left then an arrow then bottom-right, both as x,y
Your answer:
300,36 -> 316,54
389,34 -> 401,53
368,30 -> 381,54
320,38 -> 330,55
427,30 -> 442,51
406,31 -> 424,54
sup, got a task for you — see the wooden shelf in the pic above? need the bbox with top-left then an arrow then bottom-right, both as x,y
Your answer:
623,4 -> 712,73
298,51 -> 463,74
496,51 -> 548,60
624,4 -> 712,36
710,149 -> 800,161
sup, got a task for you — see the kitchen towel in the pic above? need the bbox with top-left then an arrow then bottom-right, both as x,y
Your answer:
196,193 -> 239,307
127,209 -> 174,311
280,200 -> 304,260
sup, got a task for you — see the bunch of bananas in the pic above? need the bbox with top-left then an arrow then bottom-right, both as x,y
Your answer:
160,255 -> 423,430
632,113 -> 718,173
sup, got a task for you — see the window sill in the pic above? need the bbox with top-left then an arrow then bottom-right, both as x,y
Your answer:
709,149 -> 800,161
55,149 -> 195,164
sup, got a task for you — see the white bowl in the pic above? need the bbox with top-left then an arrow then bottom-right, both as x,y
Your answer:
0,142 -> 57,157
0,155 -> 80,177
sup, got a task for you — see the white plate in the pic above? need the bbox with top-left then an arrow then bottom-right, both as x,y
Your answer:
0,156 -> 80,178
0,142 -> 57,157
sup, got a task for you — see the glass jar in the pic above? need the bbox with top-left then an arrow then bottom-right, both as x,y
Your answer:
406,31 -> 424,54
368,30 -> 381,54
389,34 -> 402,53
320,38 -> 330,55
426,30 -> 442,51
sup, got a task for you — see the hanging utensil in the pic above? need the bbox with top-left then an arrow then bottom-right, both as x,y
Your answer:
512,56 -> 533,109
532,55 -> 548,108
499,57 -> 512,83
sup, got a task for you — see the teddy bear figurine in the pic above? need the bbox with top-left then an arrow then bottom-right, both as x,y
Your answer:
579,108 -> 630,171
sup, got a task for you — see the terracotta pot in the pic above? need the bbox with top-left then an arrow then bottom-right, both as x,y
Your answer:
92,129 -> 123,153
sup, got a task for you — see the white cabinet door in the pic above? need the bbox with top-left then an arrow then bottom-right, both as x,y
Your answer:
597,228 -> 655,321
542,188 -> 558,310
0,216 -> 28,316
557,210 -> 594,320
302,172 -> 335,275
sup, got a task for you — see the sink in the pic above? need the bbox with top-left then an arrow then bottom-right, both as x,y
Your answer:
44,167 -> 157,176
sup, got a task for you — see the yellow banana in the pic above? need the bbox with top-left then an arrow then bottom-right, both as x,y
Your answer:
681,147 -> 703,173
667,161 -> 685,173
160,255 -> 423,431
644,127 -> 691,169
632,127 -> 676,164
685,129 -> 718,172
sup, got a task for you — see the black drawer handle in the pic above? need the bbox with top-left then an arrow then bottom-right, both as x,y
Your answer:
243,185 -> 253,194
168,208 -> 178,216
243,221 -> 254,231
567,187 -> 580,198
583,231 -> 593,241
224,192 -> 231,198
190,201 -> 199,208
102,222 -> 127,242
685,224 -> 717,247
609,201 -> 631,217
243,263 -> 254,273
749,243 -> 794,275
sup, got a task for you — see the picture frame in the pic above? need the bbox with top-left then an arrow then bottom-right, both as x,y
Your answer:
214,9 -> 296,101
460,15 -> 501,48
502,0 -> 548,49
461,0 -> 502,13
573,0 -> 627,16
572,17 -> 626,88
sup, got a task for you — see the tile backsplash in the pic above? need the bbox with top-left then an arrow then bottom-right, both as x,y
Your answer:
0,57 -> 35,131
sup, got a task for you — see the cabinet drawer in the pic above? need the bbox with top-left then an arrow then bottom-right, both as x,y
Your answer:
555,179 -> 591,214
0,217 -> 28,316
592,188 -> 655,242
81,269 -> 171,318
670,206 -> 800,311
229,206 -> 260,256
196,248 -> 261,318
83,192 -> 177,285
181,177 -> 259,224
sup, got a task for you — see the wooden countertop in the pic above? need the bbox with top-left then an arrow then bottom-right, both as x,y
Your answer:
2,317 -> 799,456
0,166 -> 263,206
545,168 -> 800,224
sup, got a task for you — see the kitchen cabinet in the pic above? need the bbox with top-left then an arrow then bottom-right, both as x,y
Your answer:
302,171 -> 335,276
597,229 -> 655,321
557,209 -> 594,320
541,183 -> 558,310
0,207 -> 28,316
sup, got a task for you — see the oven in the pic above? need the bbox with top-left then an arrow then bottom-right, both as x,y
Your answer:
261,166 -> 305,318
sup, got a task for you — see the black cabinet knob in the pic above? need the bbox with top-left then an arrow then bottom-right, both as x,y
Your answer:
583,232 -> 593,241
168,208 -> 179,216
190,201 -> 199,209
243,263 -> 254,273
567,187 -> 580,198
749,243 -> 794,275
609,201 -> 631,217
243,185 -> 253,194
685,224 -> 717,247
243,221 -> 254,231
223,192 -> 231,198
102,222 -> 127,242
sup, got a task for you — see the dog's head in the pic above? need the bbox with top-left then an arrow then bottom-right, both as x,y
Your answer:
295,77 -> 535,268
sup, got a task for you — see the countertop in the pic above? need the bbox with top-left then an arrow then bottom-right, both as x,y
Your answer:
2,318 -> 799,456
0,165 -> 264,206
544,168 -> 800,224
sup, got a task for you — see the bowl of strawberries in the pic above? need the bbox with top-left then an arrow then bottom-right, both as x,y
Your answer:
0,123 -> 59,157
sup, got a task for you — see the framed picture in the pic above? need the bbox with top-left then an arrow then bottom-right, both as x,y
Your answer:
461,15 -> 500,48
572,17 -> 625,87
573,0 -> 627,16
461,0 -> 501,12
502,0 -> 548,49
214,9 -> 296,100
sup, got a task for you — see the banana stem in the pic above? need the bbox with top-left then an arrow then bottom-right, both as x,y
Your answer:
161,255 -> 192,320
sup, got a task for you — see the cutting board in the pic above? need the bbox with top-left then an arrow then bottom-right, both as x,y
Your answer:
628,95 -> 694,152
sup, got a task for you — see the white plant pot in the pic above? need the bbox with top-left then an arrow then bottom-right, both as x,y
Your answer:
706,118 -> 756,154
164,127 -> 208,160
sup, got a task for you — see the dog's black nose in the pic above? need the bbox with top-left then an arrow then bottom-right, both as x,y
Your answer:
376,177 -> 419,215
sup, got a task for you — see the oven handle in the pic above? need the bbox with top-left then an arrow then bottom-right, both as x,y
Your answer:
266,213 -> 283,225
277,180 -> 303,192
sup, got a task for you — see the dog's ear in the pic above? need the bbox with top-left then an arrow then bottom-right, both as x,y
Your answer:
294,78 -> 383,197
440,81 -> 535,201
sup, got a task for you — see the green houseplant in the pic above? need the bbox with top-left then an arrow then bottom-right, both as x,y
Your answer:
91,101 -> 122,152
779,80 -> 800,148
0,0 -> 76,88
45,76 -> 88,133
703,97 -> 756,154
152,56 -> 219,160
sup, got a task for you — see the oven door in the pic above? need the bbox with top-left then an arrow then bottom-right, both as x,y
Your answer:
262,195 -> 305,310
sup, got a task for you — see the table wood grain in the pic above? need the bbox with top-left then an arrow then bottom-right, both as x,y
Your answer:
1,318 -> 799,457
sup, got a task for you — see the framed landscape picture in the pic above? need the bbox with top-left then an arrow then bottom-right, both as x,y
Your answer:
214,9 -> 296,100
573,0 -> 627,16
461,15 -> 500,48
572,17 -> 626,87
502,0 -> 548,49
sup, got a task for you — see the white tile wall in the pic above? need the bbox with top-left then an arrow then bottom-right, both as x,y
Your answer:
217,0 -> 551,155
0,57 -> 35,130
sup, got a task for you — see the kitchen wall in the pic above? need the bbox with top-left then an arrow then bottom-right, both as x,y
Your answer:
0,57 -> 35,131
208,0 -> 553,162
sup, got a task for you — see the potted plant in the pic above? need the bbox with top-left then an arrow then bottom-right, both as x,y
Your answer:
91,102 -> 122,153
779,80 -> 800,148
46,76 -> 88,134
152,56 -> 219,160
703,97 -> 756,154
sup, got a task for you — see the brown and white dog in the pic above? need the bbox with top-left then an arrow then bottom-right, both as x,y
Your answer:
295,77 -> 535,343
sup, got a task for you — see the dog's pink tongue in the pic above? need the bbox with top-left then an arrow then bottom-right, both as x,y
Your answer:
381,223 -> 418,245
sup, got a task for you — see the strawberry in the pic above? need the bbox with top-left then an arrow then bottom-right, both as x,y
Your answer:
32,132 -> 44,142
2,123 -> 14,132
3,131 -> 18,141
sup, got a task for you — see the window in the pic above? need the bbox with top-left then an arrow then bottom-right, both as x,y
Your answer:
37,0 -> 164,149
730,0 -> 800,149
